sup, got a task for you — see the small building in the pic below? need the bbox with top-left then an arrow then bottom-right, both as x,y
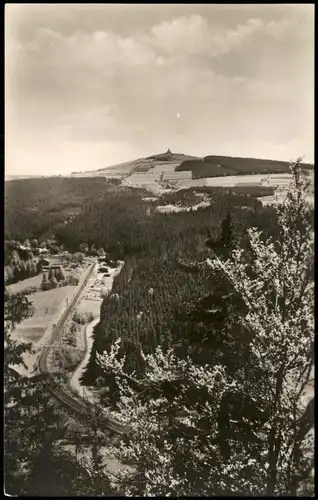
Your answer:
69,263 -> 79,269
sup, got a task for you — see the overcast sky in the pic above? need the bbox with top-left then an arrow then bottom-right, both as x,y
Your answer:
6,4 -> 314,175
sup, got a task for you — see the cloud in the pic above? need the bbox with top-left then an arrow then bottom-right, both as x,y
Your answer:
150,15 -> 265,58
5,5 -> 314,174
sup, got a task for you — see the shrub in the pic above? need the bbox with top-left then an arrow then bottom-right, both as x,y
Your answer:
72,311 -> 86,324
54,346 -> 83,372
23,285 -> 38,295
72,311 -> 95,324
65,275 -> 79,286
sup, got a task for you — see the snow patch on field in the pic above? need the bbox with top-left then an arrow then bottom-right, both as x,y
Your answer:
177,173 -> 294,189
142,197 -> 159,202
157,200 -> 211,213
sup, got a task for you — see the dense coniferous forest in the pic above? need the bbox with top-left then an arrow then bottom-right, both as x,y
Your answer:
5,178 -> 119,242
62,189 -> 279,385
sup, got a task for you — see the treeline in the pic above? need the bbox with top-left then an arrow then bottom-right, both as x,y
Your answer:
4,244 -> 40,286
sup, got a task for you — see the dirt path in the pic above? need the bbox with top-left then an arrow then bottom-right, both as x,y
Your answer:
69,317 -> 99,402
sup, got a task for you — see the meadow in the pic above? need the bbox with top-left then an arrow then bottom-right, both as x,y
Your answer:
177,173 -> 294,189
12,285 -> 77,344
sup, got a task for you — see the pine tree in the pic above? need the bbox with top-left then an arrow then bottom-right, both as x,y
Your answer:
50,276 -> 58,289
206,211 -> 237,258
220,211 -> 237,250
36,260 -> 43,274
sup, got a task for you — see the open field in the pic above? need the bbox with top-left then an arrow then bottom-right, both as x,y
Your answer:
76,297 -> 102,316
177,173 -> 294,189
259,193 -> 314,206
12,286 -> 77,344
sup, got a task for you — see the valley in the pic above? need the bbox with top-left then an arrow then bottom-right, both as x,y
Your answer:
5,155 -> 314,497
5,3 -> 314,496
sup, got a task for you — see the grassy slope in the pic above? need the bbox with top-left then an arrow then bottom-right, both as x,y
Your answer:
74,152 -> 201,176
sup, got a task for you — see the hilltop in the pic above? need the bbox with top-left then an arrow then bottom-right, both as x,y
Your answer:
70,149 -> 199,178
70,149 -> 313,179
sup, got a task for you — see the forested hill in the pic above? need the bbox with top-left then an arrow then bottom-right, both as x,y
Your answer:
5,177 -> 120,242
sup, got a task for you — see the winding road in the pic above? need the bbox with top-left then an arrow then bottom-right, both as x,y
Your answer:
37,262 -> 125,435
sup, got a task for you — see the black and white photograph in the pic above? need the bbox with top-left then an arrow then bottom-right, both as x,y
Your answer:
5,4 -> 314,496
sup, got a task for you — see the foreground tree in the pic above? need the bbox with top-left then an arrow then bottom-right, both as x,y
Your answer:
97,160 -> 314,496
206,160 -> 314,495
4,324 -> 116,496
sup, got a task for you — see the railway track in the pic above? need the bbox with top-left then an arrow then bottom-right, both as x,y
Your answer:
38,263 -> 126,435
38,263 -> 95,373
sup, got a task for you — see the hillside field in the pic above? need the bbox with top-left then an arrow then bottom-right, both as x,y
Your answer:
176,155 -> 314,179
70,149 -> 314,181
